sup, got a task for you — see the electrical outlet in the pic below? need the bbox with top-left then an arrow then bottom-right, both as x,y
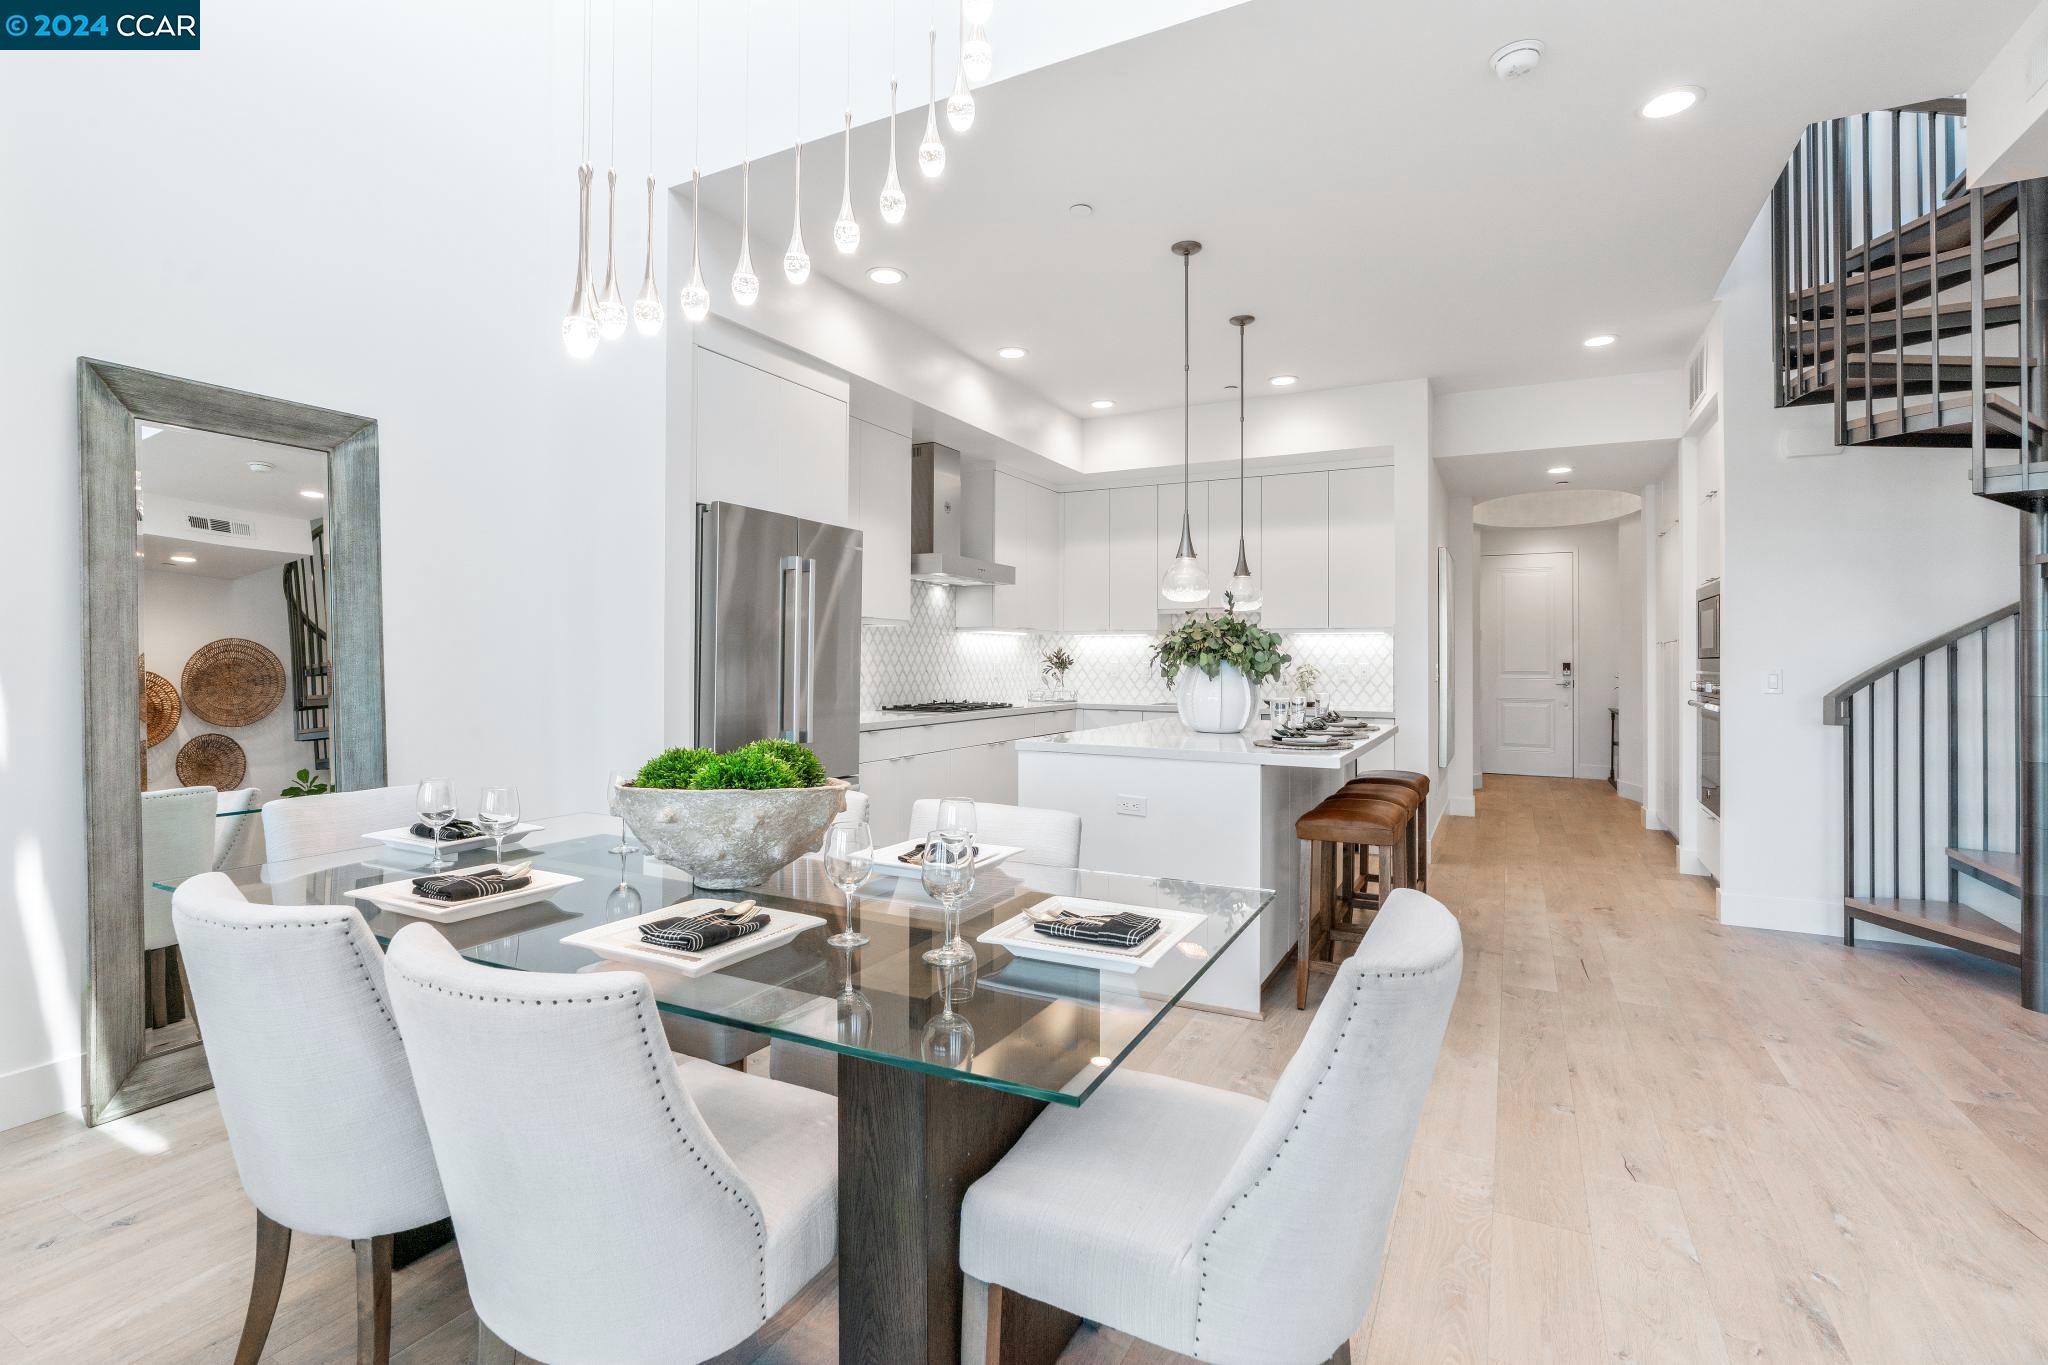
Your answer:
1765,671 -> 1783,695
1115,795 -> 1147,818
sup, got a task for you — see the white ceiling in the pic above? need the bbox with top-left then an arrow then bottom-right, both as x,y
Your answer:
1437,440 -> 1676,501
1475,489 -> 1644,528
701,0 -> 2030,417
138,425 -> 328,518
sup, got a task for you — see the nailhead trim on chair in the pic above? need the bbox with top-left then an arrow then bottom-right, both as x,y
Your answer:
180,911 -> 403,1037
1190,954 -> 1458,1358
386,964 -> 772,1323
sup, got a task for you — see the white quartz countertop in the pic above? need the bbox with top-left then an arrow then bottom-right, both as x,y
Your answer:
1016,717 -> 1399,768
859,702 -> 1391,733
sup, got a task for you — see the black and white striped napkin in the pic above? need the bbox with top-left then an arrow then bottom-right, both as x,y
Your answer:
411,869 -> 532,902
638,912 -> 770,953
1033,910 -> 1162,949
411,819 -> 485,840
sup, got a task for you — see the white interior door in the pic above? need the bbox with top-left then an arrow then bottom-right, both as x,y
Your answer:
1480,551 -> 1576,778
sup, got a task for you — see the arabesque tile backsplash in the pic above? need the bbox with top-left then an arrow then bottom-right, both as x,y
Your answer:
861,583 -> 1394,712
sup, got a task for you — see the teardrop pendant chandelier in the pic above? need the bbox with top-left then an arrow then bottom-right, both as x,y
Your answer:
561,0 -> 600,358
1226,314 -> 1263,611
784,1 -> 811,284
731,4 -> 759,305
631,4 -> 663,336
678,0 -> 709,322
832,5 -> 860,253
1160,240 -> 1211,606
945,0 -> 976,134
917,25 -> 946,178
594,2 -> 628,342
879,76 -> 907,223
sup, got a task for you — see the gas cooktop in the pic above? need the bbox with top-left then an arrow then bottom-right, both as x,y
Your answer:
880,701 -> 1017,713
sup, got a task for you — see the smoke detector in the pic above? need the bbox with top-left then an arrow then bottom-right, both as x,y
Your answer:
1490,39 -> 1545,82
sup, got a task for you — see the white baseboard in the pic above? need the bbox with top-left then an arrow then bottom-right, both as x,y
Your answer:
0,1054 -> 81,1134
1643,807 -> 1669,832
1677,845 -> 1710,878
1446,795 -> 1477,818
1616,780 -> 1644,805
1716,890 -> 1943,950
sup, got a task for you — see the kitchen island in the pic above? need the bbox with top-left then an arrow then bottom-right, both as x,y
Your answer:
1017,716 -> 1399,1016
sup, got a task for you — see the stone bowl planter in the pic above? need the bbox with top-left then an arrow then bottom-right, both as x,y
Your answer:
615,778 -> 850,889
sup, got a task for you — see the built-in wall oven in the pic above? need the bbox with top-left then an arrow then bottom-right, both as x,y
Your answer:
1694,580 -> 1720,816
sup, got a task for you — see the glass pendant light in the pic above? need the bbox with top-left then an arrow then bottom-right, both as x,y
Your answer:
832,11 -> 859,252
879,78 -> 907,223
680,169 -> 710,321
630,9 -> 662,336
784,2 -> 811,283
563,162 -> 600,358
732,4 -> 759,304
960,22 -> 992,83
562,2 -> 599,358
1225,314 -> 1263,610
1160,240 -> 1211,606
946,3 -> 977,138
678,1 -> 709,322
594,7 -> 627,341
918,27 -> 946,178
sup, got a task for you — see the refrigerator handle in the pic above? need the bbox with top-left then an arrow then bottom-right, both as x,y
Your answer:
800,557 -> 818,743
779,555 -> 802,740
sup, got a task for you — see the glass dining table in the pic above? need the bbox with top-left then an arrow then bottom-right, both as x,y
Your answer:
171,811 -> 1275,1365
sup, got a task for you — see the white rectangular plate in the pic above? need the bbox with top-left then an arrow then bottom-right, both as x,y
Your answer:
362,823 -> 543,855
344,867 -> 583,924
560,900 -> 828,978
868,839 -> 1024,879
977,897 -> 1205,974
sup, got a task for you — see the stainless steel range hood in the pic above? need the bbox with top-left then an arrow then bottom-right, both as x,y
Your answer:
910,442 -> 1016,586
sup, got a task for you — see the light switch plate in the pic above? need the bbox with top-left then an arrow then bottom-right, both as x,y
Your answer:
1115,795 -> 1147,818
1765,671 -> 1783,695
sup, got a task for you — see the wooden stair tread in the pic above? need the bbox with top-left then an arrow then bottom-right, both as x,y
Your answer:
1947,847 -> 2020,893
1841,184 -> 2018,272
1845,896 -> 2022,964
1788,235 -> 2020,318
1787,297 -> 2023,361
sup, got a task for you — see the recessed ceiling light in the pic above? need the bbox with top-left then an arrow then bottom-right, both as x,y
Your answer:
996,346 -> 1028,360
300,487 -> 325,499
1069,202 -> 1094,218
245,460 -> 274,473
1548,465 -> 1573,475
1583,334 -> 1616,348
168,553 -> 197,565
1090,399 -> 1116,410
1269,374 -> 1298,386
1089,1056 -> 1111,1067
1640,87 -> 1701,119
867,265 -> 907,285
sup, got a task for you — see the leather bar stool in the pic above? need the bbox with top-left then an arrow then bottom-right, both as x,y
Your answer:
1294,793 -> 1412,1009
1345,769 -> 1431,894
1337,784 -> 1421,911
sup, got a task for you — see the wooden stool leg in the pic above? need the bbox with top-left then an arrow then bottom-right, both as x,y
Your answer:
476,1320 -> 517,1365
232,1212 -> 291,1365
354,1233 -> 393,1365
1299,838 -> 1333,1010
1415,804 -> 1429,891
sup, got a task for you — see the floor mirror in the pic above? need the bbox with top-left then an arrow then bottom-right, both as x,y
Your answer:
78,359 -> 386,1125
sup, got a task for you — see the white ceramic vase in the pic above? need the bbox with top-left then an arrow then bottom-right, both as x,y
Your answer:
1176,662 -> 1256,733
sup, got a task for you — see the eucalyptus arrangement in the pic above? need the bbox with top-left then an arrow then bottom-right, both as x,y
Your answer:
1152,610 -> 1289,687
1040,646 -> 1075,686
1288,662 -> 1323,697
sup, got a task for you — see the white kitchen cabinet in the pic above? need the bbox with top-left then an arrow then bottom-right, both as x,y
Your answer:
1206,477 -> 1261,613
1327,465 -> 1394,628
1107,485 -> 1157,631
693,346 -> 849,527
1060,490 -> 1110,633
850,417 -> 911,623
1258,471 -> 1329,629
1155,481 -> 1212,610
959,471 -> 1061,631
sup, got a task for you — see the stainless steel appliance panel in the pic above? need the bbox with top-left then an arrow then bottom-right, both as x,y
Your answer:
1694,665 -> 1721,816
796,517 -> 862,780
697,502 -> 800,756
1696,580 -> 1721,661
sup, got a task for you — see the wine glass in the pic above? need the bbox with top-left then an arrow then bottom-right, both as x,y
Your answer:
477,785 -> 520,864
834,943 -> 872,1046
921,960 -> 975,1069
919,830 -> 976,967
415,779 -> 457,870
822,820 -> 874,948
934,797 -> 977,842
607,770 -> 643,855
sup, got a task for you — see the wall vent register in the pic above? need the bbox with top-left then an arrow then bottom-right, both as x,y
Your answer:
185,514 -> 254,536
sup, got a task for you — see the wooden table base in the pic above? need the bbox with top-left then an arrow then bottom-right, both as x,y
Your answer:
837,1055 -> 1081,1365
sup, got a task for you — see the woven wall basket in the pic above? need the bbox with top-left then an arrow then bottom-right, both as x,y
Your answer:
142,671 -> 181,748
182,638 -> 286,727
176,732 -> 247,790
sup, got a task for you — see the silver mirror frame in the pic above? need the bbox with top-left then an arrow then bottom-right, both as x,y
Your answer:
78,359 -> 386,1125
1437,545 -> 1454,769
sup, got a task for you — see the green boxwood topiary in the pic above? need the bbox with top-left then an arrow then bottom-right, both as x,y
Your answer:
687,748 -> 799,790
736,738 -> 826,787
636,746 -> 715,790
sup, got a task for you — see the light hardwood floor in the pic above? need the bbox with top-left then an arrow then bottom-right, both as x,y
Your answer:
8,776 -> 2048,1363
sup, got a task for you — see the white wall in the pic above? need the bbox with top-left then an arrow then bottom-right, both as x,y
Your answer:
1614,511 -> 1646,803
1477,520 -> 1635,784
1712,204 -> 2018,935
1434,371 -> 1690,458
1966,0 -> 2048,186
140,570 -> 318,802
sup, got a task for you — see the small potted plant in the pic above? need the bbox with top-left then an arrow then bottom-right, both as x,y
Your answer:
613,738 -> 848,888
1034,646 -> 1076,701
1152,608 -> 1290,733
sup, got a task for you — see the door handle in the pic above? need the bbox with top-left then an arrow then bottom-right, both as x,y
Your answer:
779,555 -> 802,741
799,557 -> 818,744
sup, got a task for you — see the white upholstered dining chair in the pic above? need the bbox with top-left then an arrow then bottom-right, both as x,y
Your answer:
383,923 -> 839,1365
959,888 -> 1462,1365
141,785 -> 215,1028
213,785 -> 261,869
171,872 -> 448,1365
260,783 -> 421,862
908,798 -> 1082,868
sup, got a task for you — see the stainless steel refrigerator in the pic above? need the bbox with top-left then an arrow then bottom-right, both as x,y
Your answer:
695,501 -> 863,781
